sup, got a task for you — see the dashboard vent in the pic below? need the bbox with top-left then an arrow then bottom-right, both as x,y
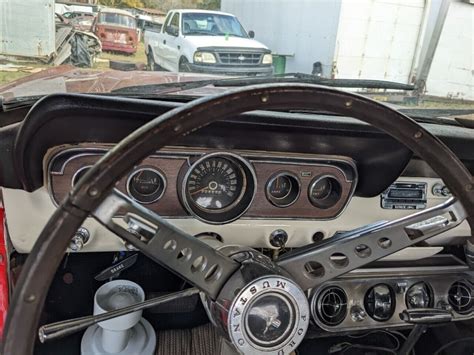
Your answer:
448,281 -> 473,315
315,286 -> 348,326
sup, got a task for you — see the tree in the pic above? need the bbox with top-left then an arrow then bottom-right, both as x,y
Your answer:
97,0 -> 144,8
198,0 -> 220,10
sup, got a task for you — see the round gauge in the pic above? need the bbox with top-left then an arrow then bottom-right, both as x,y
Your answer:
127,168 -> 166,204
308,176 -> 342,209
182,153 -> 256,224
71,166 -> 92,187
266,173 -> 300,207
364,284 -> 396,322
406,282 -> 433,309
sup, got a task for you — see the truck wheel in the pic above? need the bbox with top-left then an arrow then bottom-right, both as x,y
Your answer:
147,50 -> 161,71
179,57 -> 191,72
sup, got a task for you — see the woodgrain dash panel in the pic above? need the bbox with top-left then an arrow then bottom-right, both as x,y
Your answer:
47,146 -> 356,220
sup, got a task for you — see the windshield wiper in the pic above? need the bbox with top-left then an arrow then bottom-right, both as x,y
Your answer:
111,72 -> 415,96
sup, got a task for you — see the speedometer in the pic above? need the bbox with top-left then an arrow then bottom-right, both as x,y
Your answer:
181,153 -> 256,224
187,156 -> 245,211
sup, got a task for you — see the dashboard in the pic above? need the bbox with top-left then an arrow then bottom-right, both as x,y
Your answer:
0,93 -> 473,338
1,93 -> 472,255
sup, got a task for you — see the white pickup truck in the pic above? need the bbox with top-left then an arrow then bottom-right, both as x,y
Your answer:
144,9 -> 273,75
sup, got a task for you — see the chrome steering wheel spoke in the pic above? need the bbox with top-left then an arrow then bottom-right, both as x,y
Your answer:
92,188 -> 239,299
277,198 -> 467,290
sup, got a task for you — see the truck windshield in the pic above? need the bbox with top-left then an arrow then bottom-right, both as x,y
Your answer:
182,13 -> 247,37
99,13 -> 136,29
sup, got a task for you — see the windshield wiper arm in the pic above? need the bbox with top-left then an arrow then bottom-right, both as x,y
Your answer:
213,73 -> 415,90
111,73 -> 415,96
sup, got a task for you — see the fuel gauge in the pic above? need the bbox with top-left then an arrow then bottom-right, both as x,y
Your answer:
266,173 -> 300,207
127,168 -> 166,204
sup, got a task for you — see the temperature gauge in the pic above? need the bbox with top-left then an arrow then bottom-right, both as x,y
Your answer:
266,173 -> 300,207
308,175 -> 342,209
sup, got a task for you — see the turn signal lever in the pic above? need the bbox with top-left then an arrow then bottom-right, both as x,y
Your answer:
398,308 -> 453,355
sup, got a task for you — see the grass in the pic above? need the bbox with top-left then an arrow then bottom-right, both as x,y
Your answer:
0,42 -> 148,85
0,63 -> 47,85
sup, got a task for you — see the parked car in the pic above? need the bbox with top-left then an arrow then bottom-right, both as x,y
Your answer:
69,15 -> 95,32
92,8 -> 138,54
62,11 -> 94,20
144,9 -> 273,74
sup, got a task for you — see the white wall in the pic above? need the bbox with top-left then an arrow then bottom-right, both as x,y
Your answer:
334,0 -> 425,83
221,0 -> 472,99
425,1 -> 474,100
222,0 -> 342,76
0,0 -> 55,58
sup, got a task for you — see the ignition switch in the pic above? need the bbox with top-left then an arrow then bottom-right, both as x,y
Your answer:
269,229 -> 288,248
69,227 -> 90,252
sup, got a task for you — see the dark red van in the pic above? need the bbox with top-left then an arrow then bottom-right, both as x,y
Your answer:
93,8 -> 138,54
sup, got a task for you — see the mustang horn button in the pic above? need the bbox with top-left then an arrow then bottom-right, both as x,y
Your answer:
203,247 -> 310,354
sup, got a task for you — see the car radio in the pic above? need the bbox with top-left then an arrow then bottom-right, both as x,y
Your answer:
381,182 -> 427,210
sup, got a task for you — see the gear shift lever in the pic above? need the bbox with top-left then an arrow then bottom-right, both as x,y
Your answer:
398,308 -> 453,355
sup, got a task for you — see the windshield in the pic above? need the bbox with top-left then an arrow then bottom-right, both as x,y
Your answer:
0,1 -> 472,111
182,12 -> 247,37
98,12 -> 136,28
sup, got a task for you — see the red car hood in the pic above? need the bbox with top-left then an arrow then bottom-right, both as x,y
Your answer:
0,65 -> 227,101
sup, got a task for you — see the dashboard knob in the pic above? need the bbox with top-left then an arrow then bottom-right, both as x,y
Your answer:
269,229 -> 288,248
350,305 -> 367,322
69,227 -> 90,252
432,183 -> 451,197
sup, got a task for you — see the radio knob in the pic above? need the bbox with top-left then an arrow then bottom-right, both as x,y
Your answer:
432,183 -> 451,197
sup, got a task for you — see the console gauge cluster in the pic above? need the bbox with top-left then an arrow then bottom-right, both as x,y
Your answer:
309,269 -> 473,333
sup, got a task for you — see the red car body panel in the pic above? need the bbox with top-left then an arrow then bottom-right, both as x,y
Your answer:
95,24 -> 138,54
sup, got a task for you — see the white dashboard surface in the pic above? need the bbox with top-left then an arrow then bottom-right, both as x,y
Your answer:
2,177 -> 470,256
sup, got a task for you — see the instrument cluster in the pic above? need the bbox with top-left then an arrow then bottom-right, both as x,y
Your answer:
48,147 -> 357,224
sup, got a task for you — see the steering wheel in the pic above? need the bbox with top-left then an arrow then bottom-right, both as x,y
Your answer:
3,84 -> 474,354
